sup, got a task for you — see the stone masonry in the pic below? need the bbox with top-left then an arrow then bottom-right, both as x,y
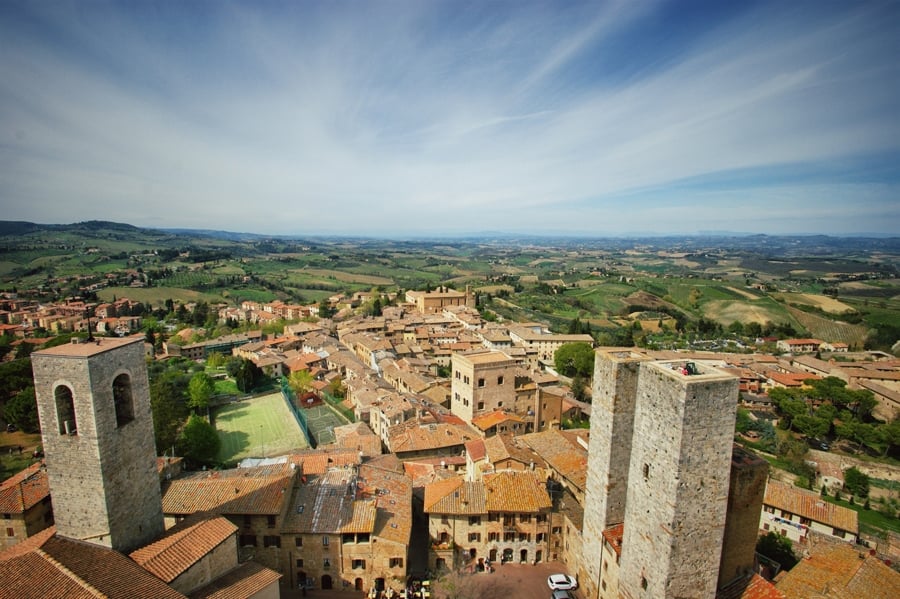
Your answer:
580,350 -> 650,598
31,336 -> 164,553
618,360 -> 738,599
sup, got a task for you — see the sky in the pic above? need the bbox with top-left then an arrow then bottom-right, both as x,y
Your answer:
1,0 -> 898,238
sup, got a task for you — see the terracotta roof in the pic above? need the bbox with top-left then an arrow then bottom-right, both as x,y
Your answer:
717,573 -> 785,599
388,421 -> 477,454
162,465 -> 294,516
465,439 -> 486,462
483,434 -> 540,467
189,560 -> 281,599
483,471 -> 552,513
423,478 -> 485,515
281,469 -> 371,535
471,410 -> 525,431
0,529 -> 187,599
294,448 -> 361,475
519,430 -> 588,492
130,515 -> 237,583
775,538 -> 900,598
0,461 -> 49,513
360,462 -> 413,545
602,523 -> 624,558
764,479 -> 857,533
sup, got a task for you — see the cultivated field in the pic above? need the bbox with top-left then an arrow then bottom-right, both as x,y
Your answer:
213,393 -> 308,464
704,299 -> 792,326
774,292 -> 856,314
300,268 -> 394,286
787,307 -> 868,347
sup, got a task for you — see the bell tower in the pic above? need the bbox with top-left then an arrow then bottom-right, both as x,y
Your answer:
31,336 -> 164,552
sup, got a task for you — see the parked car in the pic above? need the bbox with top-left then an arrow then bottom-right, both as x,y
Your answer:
551,591 -> 574,599
547,574 -> 578,591
806,437 -> 830,451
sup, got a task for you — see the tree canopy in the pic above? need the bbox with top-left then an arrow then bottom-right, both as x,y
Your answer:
188,371 -> 216,413
178,414 -> 220,467
554,342 -> 595,378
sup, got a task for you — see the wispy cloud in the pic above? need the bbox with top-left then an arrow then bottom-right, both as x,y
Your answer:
0,0 -> 897,236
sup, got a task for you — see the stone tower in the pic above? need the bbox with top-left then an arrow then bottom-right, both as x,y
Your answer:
618,360 -> 738,599
718,444 -> 768,589
31,336 -> 164,553
581,349 -> 649,596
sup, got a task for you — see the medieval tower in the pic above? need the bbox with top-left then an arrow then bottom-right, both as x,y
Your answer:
619,360 -> 738,599
583,352 -> 740,599
580,350 -> 649,592
31,336 -> 164,553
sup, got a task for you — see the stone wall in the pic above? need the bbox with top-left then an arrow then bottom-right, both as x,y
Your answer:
32,338 -> 164,553
619,361 -> 738,599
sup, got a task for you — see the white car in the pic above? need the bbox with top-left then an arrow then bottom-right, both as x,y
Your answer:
547,574 -> 578,591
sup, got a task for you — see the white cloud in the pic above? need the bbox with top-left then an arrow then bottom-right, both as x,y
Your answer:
0,1 -> 897,235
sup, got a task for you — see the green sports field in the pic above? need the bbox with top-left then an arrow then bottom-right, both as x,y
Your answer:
213,392 -> 309,464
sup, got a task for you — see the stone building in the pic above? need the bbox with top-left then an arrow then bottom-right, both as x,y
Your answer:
582,350 -> 741,599
6,334 -> 281,598
718,445 -> 768,589
423,470 -> 552,572
31,336 -> 165,552
0,461 -> 52,550
450,350 -> 517,424
405,288 -> 472,314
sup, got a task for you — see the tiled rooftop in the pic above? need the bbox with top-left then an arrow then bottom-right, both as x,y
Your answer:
764,479 -> 858,533
0,461 -> 48,513
484,471 -> 552,513
775,538 -> 900,598
130,514 -> 237,583
189,560 -> 281,599
162,464 -> 294,516
0,529 -> 188,599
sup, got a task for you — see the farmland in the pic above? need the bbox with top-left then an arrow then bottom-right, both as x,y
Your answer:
0,220 -> 898,352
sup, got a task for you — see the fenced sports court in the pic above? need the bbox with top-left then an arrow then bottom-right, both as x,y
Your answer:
213,392 -> 309,464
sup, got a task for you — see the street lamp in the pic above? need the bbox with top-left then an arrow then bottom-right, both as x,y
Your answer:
260,425 -> 265,458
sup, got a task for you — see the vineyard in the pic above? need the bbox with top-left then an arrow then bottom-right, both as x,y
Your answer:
787,306 -> 868,347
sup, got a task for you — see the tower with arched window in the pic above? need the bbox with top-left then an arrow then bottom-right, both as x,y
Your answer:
31,336 -> 164,552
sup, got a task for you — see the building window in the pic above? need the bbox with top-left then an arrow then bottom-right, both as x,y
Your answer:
518,533 -> 529,542
322,536 -> 329,546
833,529 -> 846,538
552,526 -> 562,534
352,559 -> 366,570
390,557 -> 403,568
536,533 -> 545,542
763,524 -> 770,531
267,515 -> 276,528
239,534 -> 257,547
243,515 -> 252,528
478,378 -> 485,388
263,535 -> 281,548
55,385 -> 77,435
296,559 -> 304,567
441,515 -> 449,524
468,532 -> 481,542
497,376 -> 504,385
295,537 -> 303,547
643,463 -> 650,480
764,506 -> 775,514
477,401 -> 484,410
520,514 -> 531,523
536,515 -> 547,523
503,516 -> 513,526
504,532 -> 515,542
469,516 -> 481,526
488,532 -> 499,542
455,371 -> 460,379
464,376 -> 470,384
112,373 -> 134,427
488,514 -> 499,522
323,559 -> 330,569
6,528 -> 13,537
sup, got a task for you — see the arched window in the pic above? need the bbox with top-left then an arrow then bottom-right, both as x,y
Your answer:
55,385 -> 77,435
113,373 -> 134,426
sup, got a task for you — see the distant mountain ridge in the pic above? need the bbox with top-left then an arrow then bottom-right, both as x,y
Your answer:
1,220 -> 898,254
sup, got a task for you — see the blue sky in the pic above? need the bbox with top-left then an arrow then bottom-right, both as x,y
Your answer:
1,0 -> 898,237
